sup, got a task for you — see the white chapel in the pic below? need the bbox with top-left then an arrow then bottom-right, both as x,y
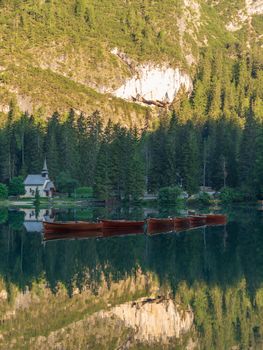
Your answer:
23,159 -> 55,198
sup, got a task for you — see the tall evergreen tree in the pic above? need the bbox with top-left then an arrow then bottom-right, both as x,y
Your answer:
60,109 -> 79,180
45,112 -> 61,178
239,104 -> 258,192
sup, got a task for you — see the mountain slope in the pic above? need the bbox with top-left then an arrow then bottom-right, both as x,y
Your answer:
0,0 -> 262,124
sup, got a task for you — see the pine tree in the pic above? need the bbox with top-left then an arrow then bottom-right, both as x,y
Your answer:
60,109 -> 79,180
93,121 -> 113,200
236,54 -> 250,117
124,129 -> 145,201
24,116 -> 44,174
179,122 -> 200,194
199,48 -> 212,88
192,80 -> 207,122
254,124 -> 263,197
148,117 -> 169,191
5,101 -> 18,180
239,104 -> 257,192
166,112 -> 179,187
209,78 -> 222,120
45,112 -> 61,178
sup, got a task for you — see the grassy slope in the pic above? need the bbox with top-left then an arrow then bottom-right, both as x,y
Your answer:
0,0 -> 253,125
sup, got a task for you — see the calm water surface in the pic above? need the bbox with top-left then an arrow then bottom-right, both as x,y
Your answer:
0,205 -> 262,349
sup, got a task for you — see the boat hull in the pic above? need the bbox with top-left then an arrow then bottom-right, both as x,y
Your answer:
173,217 -> 191,228
189,216 -> 207,228
147,218 -> 174,233
205,214 -> 227,225
43,221 -> 102,232
101,220 -> 144,230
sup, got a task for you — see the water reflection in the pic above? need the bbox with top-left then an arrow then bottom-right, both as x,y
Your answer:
0,206 -> 262,349
23,208 -> 55,233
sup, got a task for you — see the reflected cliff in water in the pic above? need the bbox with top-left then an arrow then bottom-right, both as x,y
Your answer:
0,206 -> 262,349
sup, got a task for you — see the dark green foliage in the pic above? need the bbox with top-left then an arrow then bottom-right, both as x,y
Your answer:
8,176 -> 25,196
93,138 -> 112,200
45,112 -> 61,179
219,187 -> 246,203
0,208 -> 8,224
75,187 -> 93,198
77,111 -> 102,186
158,186 -> 184,206
94,122 -> 145,201
148,118 -> 170,192
34,188 -> 41,215
56,172 -> 79,197
197,192 -> 212,206
0,183 -> 8,199
179,122 -> 200,194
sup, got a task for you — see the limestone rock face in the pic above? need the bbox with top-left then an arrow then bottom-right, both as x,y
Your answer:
246,0 -> 263,15
113,65 -> 192,106
111,48 -> 193,106
226,0 -> 263,32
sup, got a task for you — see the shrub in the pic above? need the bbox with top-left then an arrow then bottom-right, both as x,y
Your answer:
158,186 -> 184,205
56,172 -> 79,197
8,176 -> 25,196
0,183 -> 8,199
187,192 -> 212,206
198,192 -> 212,206
76,187 -> 93,198
0,208 -> 8,224
219,187 -> 244,203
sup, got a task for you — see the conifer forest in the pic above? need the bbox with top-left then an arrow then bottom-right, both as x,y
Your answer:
1,48 -> 263,200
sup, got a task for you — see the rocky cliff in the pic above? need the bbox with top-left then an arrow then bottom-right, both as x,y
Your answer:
112,62 -> 192,107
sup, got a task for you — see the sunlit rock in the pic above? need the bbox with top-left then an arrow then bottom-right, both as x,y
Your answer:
111,48 -> 193,106
226,0 -> 263,32
246,0 -> 263,15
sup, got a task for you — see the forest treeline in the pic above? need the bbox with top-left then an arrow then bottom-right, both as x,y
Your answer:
0,49 -> 262,200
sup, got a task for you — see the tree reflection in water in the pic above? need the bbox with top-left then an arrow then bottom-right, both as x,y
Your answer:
0,206 -> 262,349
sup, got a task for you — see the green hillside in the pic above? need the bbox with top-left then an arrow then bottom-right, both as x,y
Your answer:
0,0 -> 261,124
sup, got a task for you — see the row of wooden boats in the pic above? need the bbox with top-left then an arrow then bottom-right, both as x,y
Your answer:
43,214 -> 227,237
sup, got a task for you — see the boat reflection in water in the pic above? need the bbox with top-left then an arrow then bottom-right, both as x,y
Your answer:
43,214 -> 227,241
43,227 -> 145,242
3,207 -> 263,350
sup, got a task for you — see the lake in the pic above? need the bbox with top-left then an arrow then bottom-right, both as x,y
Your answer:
0,205 -> 262,349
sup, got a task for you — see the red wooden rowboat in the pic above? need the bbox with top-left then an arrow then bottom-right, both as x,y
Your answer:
43,221 -> 102,232
101,219 -> 144,230
173,217 -> 191,227
205,214 -> 227,225
189,216 -> 207,227
147,218 -> 174,232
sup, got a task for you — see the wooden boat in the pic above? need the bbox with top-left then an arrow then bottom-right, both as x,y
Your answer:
147,218 -> 174,232
101,219 -> 145,230
173,217 -> 191,228
43,230 -> 103,242
205,214 -> 227,225
43,221 -> 102,232
189,215 -> 207,227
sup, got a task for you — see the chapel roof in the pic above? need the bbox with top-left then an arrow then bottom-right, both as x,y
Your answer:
24,175 -> 47,186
